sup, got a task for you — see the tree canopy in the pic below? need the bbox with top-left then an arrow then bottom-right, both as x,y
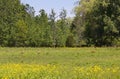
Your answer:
0,0 -> 120,47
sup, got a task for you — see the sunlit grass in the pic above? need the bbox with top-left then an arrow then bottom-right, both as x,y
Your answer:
0,47 -> 120,66
0,47 -> 120,79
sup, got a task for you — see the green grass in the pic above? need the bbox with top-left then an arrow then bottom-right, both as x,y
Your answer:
0,47 -> 120,67
0,47 -> 120,79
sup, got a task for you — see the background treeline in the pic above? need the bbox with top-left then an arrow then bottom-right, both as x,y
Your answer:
0,0 -> 120,47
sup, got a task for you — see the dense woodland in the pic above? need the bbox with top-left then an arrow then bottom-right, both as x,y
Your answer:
0,0 -> 120,47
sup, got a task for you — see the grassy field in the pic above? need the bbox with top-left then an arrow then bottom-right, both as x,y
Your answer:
0,47 -> 120,79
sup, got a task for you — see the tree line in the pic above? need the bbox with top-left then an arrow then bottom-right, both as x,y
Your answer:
0,0 -> 120,47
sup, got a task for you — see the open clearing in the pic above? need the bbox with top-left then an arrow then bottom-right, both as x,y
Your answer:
0,47 -> 120,79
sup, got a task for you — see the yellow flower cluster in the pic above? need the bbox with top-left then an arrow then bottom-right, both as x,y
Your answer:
73,65 -> 120,79
0,64 -> 61,79
0,64 -> 120,79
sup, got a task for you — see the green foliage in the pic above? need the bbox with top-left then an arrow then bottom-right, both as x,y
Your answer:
49,9 -> 57,47
0,0 -> 28,47
56,9 -> 70,47
74,0 -> 120,47
0,0 -> 120,47
66,34 -> 76,47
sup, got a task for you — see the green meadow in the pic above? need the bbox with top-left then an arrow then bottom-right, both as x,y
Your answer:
0,47 -> 120,79
0,47 -> 120,67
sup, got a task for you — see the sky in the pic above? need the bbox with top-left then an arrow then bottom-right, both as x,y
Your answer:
20,0 -> 78,17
